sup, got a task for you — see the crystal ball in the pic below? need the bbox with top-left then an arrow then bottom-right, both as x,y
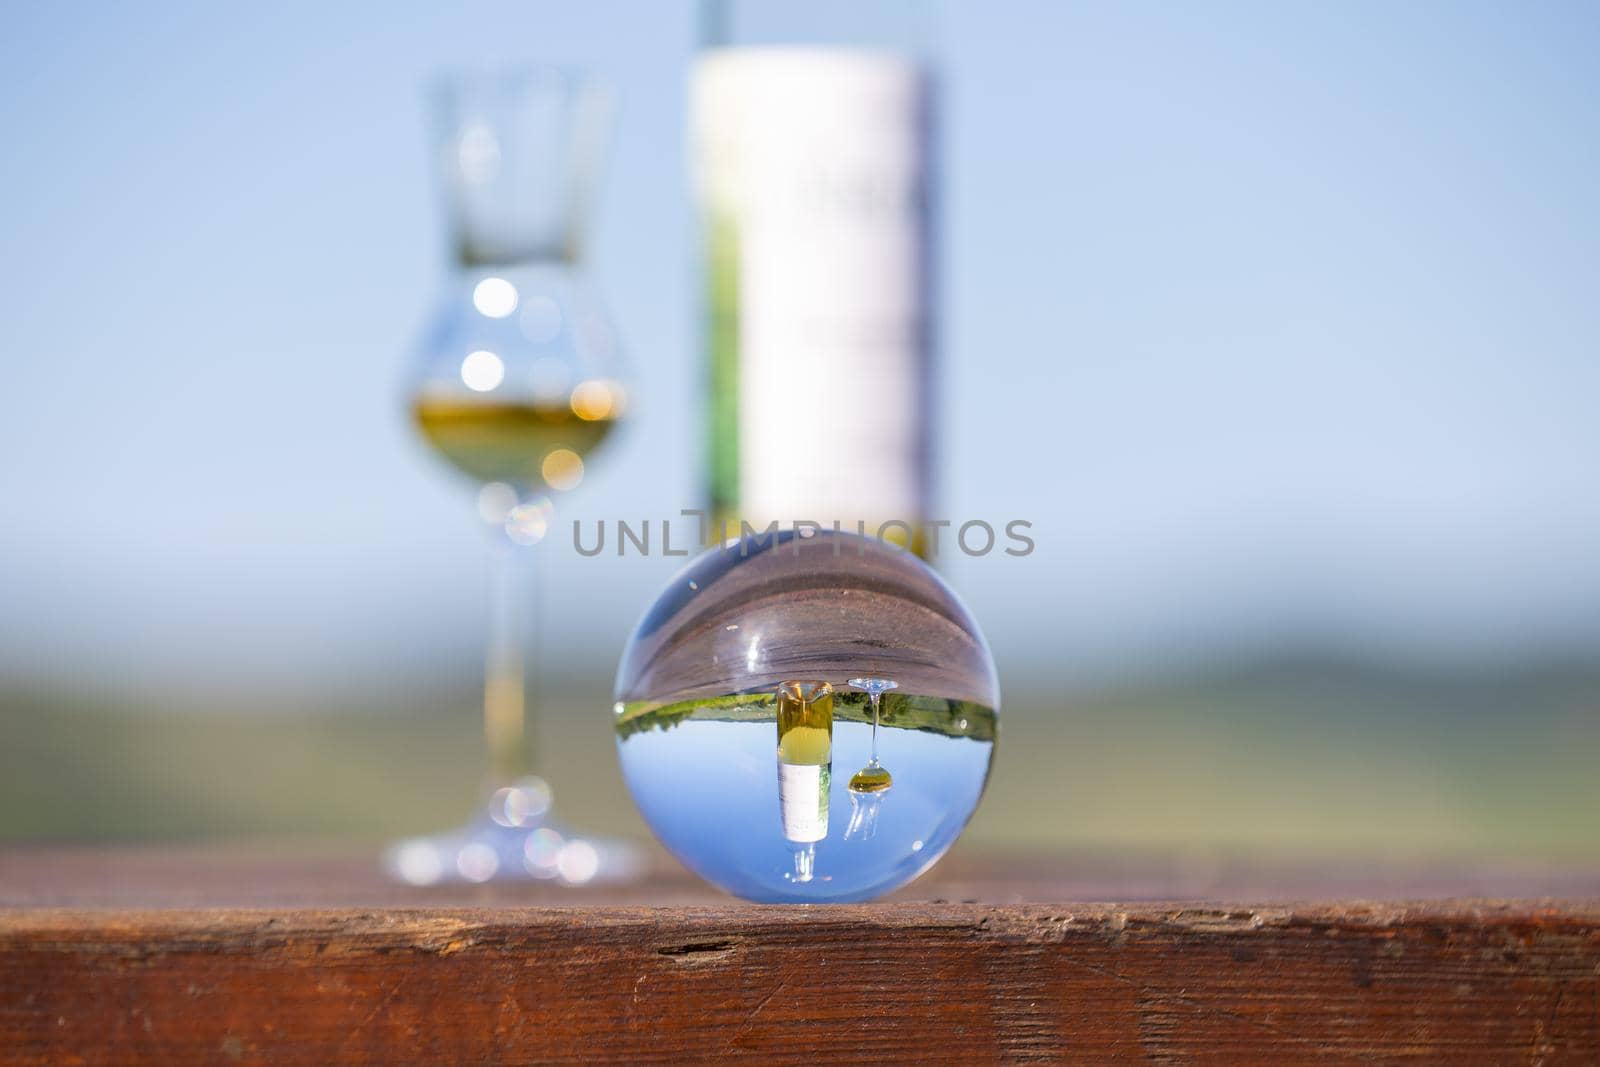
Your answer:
614,530 -> 999,902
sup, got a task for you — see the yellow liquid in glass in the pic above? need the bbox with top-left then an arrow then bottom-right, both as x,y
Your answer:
776,682 -> 834,763
413,397 -> 617,488
777,725 -> 832,766
848,764 -> 892,793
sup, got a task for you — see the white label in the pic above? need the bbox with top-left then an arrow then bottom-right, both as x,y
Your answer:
777,761 -> 830,843
695,48 -> 930,529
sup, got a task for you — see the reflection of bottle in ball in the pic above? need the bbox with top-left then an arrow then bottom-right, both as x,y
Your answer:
775,680 -> 833,882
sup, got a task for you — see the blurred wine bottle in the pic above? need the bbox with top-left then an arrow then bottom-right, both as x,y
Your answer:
694,0 -> 936,553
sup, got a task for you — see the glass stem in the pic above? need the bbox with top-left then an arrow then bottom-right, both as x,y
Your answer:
484,537 -> 537,791
870,694 -> 881,766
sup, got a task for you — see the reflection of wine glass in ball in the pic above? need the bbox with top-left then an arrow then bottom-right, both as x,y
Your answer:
843,677 -> 897,843
614,531 -> 999,903
387,67 -> 640,887
847,677 -> 898,794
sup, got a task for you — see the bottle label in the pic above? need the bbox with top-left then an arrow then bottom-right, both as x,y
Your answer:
695,49 -> 930,532
777,761 -> 830,843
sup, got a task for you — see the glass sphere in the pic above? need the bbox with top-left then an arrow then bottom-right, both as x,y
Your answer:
614,531 -> 999,902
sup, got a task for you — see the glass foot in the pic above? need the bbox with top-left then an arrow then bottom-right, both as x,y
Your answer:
844,789 -> 885,842
385,777 -> 646,886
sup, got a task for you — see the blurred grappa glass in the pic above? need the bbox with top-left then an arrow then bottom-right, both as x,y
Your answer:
388,67 -> 640,886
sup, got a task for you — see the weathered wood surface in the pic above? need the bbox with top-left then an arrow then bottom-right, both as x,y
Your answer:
2,847 -> 1598,1064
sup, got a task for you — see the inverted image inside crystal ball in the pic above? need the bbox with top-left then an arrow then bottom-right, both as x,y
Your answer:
613,530 -> 999,902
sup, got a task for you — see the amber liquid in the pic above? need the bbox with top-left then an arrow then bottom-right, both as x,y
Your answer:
848,764 -> 892,793
412,396 -> 618,488
776,681 -> 834,767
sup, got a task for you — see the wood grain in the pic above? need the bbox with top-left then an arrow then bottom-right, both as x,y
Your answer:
4,902 -> 1598,1063
2,848 -> 1598,1063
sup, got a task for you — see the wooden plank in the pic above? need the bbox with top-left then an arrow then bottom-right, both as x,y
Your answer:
3,901 -> 1598,1063
2,848 -> 1599,1062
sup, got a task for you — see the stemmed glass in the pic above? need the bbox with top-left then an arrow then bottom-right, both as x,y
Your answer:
844,677 -> 896,841
388,67 -> 641,886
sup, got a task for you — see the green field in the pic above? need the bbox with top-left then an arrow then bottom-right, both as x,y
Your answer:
614,690 -> 997,742
3,657 -> 1597,862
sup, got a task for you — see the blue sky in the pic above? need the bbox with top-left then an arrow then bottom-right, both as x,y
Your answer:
2,2 -> 1597,703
